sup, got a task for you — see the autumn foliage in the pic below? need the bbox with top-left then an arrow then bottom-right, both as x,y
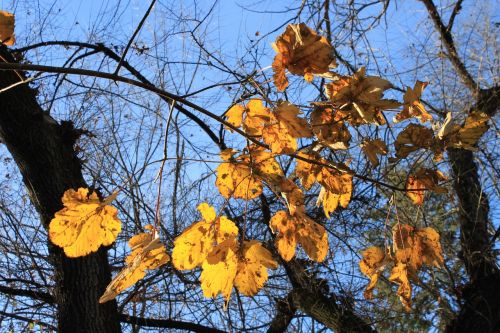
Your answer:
39,22 -> 491,311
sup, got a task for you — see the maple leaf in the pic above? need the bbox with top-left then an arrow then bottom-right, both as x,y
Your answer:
272,23 -> 336,91
359,246 -> 387,299
225,99 -> 271,136
294,152 -> 352,217
389,263 -> 412,312
310,106 -> 351,149
325,67 -> 400,126
49,188 -> 122,258
394,124 -> 435,159
172,203 -> 238,270
234,240 -> 278,296
441,111 -> 490,150
361,139 -> 388,167
99,226 -> 169,303
262,102 -> 312,154
200,238 -> 239,303
406,168 -> 447,205
215,146 -> 283,200
270,210 -> 328,262
392,224 -> 444,272
0,11 -> 15,45
393,81 -> 432,123
200,239 -> 277,306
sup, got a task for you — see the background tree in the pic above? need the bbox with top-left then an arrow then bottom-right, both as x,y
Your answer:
0,1 -> 497,332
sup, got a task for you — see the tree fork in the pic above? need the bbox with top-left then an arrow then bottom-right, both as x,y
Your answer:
0,46 -> 121,333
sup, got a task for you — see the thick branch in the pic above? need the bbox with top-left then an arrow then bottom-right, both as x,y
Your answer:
118,314 -> 227,333
420,0 -> 478,92
266,292 -> 297,333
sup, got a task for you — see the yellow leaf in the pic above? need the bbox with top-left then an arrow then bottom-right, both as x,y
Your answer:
394,124 -> 435,159
393,81 -> 432,123
262,102 -> 312,154
172,204 -> 238,270
49,188 -> 122,258
316,185 -> 351,218
99,229 -> 169,303
225,105 -> 245,129
270,210 -> 328,262
361,139 -> 388,167
215,160 -> 262,200
272,23 -> 336,91
0,11 -> 15,46
200,239 -> 238,303
389,263 -> 412,312
310,106 -> 351,149
234,240 -> 278,296
406,168 -> 447,205
359,246 -> 386,299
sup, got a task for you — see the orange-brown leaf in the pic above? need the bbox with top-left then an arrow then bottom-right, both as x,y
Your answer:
361,139 -> 388,167
406,168 -> 447,205
0,11 -> 15,45
393,81 -> 432,123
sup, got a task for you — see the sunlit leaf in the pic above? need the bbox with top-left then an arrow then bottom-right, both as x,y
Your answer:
0,11 -> 15,45
99,227 -> 169,303
49,188 -> 122,258
272,23 -> 336,90
393,81 -> 432,123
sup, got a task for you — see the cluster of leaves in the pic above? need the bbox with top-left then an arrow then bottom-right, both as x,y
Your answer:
44,23 -> 490,310
359,224 -> 443,311
48,188 -> 170,303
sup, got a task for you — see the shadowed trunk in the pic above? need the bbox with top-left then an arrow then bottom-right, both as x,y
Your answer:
0,46 -> 121,332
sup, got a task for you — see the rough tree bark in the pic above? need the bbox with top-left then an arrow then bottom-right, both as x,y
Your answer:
0,46 -> 121,332
444,89 -> 500,333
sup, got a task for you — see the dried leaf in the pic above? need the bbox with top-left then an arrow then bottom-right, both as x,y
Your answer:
234,240 -> 278,296
0,11 -> 15,46
389,263 -> 412,312
49,188 -> 122,258
325,67 -> 399,126
310,106 -> 351,149
394,124 -> 434,159
393,81 -> 432,123
270,210 -> 328,262
359,246 -> 386,299
361,139 -> 388,167
99,229 -> 169,303
272,23 -> 336,90
406,168 -> 447,205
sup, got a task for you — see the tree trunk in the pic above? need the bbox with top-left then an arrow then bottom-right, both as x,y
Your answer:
0,46 -> 121,332
445,148 -> 500,333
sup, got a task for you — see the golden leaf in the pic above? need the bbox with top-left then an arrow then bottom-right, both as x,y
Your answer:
201,239 -> 278,305
225,99 -> 271,136
359,246 -> 386,299
215,159 -> 262,200
394,124 -> 434,159
310,106 -> 351,149
200,239 -> 239,304
406,168 -> 447,205
393,81 -> 432,123
172,203 -> 238,270
270,210 -> 328,262
272,23 -> 336,91
0,11 -> 15,46
361,139 -> 388,167
389,263 -> 412,312
234,240 -> 278,296
49,188 -> 122,258
99,228 -> 169,303
262,102 -> 312,154
316,185 -> 351,218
